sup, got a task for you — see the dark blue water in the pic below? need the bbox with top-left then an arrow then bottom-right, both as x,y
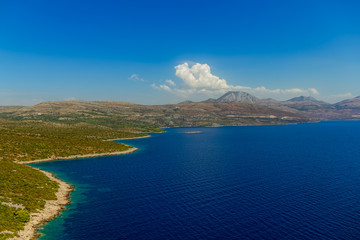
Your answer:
32,121 -> 360,240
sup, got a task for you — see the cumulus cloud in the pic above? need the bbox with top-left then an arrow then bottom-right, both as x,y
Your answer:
152,62 -> 320,100
175,63 -> 229,90
308,88 -> 320,95
129,74 -> 146,82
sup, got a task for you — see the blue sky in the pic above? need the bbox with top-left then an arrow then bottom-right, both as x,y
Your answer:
0,0 -> 359,105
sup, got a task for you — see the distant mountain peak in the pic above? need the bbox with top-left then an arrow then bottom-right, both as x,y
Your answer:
202,98 -> 217,103
335,96 -> 360,109
178,100 -> 193,104
216,91 -> 259,103
287,96 -> 319,102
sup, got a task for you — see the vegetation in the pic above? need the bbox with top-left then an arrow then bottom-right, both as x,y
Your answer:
0,161 -> 58,238
14,210 -> 30,223
0,118 -> 162,239
0,100 -> 310,129
0,120 -> 145,162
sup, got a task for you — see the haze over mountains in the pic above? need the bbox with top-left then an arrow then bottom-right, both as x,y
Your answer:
1,91 -> 360,127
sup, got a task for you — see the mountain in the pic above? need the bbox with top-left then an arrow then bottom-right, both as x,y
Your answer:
256,98 -> 301,114
282,96 -> 331,111
335,96 -> 360,109
202,98 -> 217,102
280,96 -> 360,120
216,91 -> 259,103
287,96 -> 320,102
178,100 -> 193,104
2,92 -> 360,127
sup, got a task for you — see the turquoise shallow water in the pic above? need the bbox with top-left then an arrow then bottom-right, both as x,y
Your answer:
32,121 -> 360,239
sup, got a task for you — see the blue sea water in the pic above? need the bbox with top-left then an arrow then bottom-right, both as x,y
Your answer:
32,121 -> 360,240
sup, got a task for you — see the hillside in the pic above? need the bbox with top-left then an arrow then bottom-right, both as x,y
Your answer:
0,100 -> 310,127
202,92 -> 360,121
281,96 -> 332,111
281,95 -> 360,120
335,96 -> 360,109
2,92 -> 360,125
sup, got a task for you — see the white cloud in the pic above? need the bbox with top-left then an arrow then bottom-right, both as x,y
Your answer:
129,74 -> 146,82
175,63 -> 229,90
152,62 -> 320,100
159,84 -> 172,92
251,86 -> 320,96
309,88 -> 320,95
152,83 -> 175,92
165,80 -> 176,86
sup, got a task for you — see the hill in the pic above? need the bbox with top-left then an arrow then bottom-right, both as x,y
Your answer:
335,96 -> 360,109
282,96 -> 331,111
3,91 -> 360,124
0,100 -> 311,127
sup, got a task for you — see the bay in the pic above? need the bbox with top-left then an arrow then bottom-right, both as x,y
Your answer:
32,121 -> 360,239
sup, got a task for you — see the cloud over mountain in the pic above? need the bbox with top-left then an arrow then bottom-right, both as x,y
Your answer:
152,62 -> 320,100
175,63 -> 229,90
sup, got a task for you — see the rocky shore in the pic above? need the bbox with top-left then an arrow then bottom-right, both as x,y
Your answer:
18,146 -> 138,164
11,140 -> 141,239
9,170 -> 73,240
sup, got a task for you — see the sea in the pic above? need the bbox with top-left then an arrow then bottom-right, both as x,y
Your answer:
31,121 -> 360,240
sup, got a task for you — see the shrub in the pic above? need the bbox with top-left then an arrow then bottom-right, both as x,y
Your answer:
14,210 -> 30,223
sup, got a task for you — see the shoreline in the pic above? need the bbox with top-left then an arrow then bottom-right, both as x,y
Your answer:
105,134 -> 151,141
11,136 -> 147,239
18,147 -> 139,164
9,169 -> 73,240
18,134 -> 150,165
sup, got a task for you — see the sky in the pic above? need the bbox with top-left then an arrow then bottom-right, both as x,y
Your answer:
0,0 -> 359,105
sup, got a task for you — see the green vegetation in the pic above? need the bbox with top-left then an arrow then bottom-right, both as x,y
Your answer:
0,113 -> 163,132
14,210 -> 30,223
0,118 -> 162,239
0,161 -> 58,238
0,120 -> 141,162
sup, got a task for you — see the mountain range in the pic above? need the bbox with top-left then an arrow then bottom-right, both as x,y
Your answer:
1,91 -> 360,127
196,91 -> 360,120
